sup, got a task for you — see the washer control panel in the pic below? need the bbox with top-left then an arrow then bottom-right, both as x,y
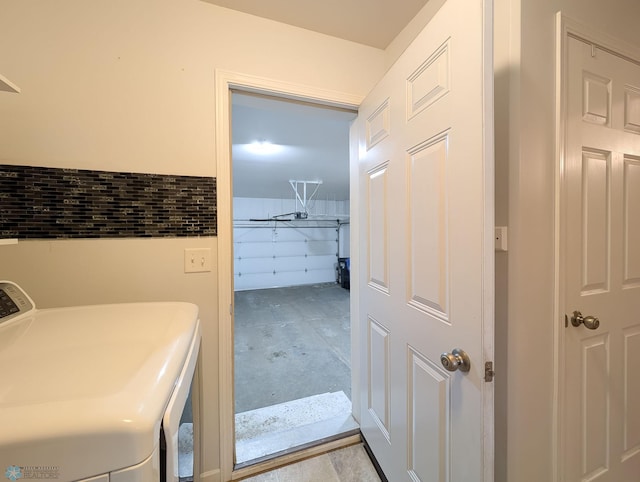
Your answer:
0,281 -> 35,324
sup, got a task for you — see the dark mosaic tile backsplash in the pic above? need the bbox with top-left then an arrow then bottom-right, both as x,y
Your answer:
0,165 -> 217,239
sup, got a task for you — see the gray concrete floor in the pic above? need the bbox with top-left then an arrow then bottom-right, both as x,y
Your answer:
234,283 -> 351,413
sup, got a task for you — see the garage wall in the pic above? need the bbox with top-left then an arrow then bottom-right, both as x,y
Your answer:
233,197 -> 349,291
0,2 -> 384,480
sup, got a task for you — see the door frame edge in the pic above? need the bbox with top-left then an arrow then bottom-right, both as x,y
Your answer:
553,13 -> 569,482
482,1 -> 496,481
214,69 -> 362,480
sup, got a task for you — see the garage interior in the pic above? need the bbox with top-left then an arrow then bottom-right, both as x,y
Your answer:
231,92 -> 358,464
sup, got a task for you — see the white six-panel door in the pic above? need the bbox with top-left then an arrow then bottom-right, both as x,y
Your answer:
351,0 -> 493,480
562,33 -> 640,481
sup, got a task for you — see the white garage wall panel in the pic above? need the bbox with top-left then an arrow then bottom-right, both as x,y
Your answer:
234,197 -> 349,291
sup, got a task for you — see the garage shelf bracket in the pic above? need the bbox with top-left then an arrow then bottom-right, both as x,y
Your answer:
289,179 -> 322,216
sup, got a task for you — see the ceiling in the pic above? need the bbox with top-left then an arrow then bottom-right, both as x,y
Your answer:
217,0 -> 430,203
201,0 -> 429,49
232,93 -> 356,201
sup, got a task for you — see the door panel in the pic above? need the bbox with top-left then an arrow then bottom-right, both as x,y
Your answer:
368,315 -> 391,440
623,326 -> 640,456
367,163 -> 390,292
581,149 -> 610,294
581,334 -> 609,477
563,35 -> 640,481
407,39 -> 450,119
623,157 -> 640,284
407,134 -> 449,320
408,347 -> 450,482
352,0 -> 493,479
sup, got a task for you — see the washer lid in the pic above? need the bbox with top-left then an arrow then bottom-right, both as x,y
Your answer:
0,301 -> 199,481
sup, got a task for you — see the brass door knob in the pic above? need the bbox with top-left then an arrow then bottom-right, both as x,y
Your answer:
570,310 -> 600,330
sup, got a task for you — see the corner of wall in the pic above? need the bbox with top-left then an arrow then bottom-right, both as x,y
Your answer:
383,0 -> 447,70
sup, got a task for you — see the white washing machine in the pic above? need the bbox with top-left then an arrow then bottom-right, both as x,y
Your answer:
0,281 -> 201,482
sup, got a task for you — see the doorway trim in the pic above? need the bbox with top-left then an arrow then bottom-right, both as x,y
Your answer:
554,13 -> 640,482
214,69 -> 363,481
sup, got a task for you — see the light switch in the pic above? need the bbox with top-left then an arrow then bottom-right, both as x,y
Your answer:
184,248 -> 212,273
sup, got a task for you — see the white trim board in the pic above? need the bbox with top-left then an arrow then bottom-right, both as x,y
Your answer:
214,69 -> 362,481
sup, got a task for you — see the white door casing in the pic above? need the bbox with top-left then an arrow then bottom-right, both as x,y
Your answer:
557,16 -> 640,482
214,70 -> 362,481
351,0 -> 494,480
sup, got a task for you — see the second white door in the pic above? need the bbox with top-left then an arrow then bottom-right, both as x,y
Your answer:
562,32 -> 640,482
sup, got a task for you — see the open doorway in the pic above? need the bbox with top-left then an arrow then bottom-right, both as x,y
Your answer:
231,91 -> 358,465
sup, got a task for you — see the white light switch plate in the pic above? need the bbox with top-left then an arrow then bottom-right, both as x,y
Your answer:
184,248 -> 212,273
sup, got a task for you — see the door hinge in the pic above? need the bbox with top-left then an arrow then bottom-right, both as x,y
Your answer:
484,361 -> 495,382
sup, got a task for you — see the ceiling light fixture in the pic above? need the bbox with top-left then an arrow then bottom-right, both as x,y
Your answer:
246,140 -> 282,155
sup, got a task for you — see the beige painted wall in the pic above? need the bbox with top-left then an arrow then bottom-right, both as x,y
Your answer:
0,0 -> 383,175
0,1 -> 385,480
384,0 -> 447,70
493,2 -> 515,481
498,0 -> 640,481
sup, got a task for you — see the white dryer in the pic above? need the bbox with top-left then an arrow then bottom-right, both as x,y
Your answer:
0,281 -> 201,482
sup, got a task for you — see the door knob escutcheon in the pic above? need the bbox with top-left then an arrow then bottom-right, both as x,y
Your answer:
440,348 -> 471,372
570,310 -> 600,330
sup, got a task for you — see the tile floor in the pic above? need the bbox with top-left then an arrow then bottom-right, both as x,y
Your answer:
239,443 -> 382,482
